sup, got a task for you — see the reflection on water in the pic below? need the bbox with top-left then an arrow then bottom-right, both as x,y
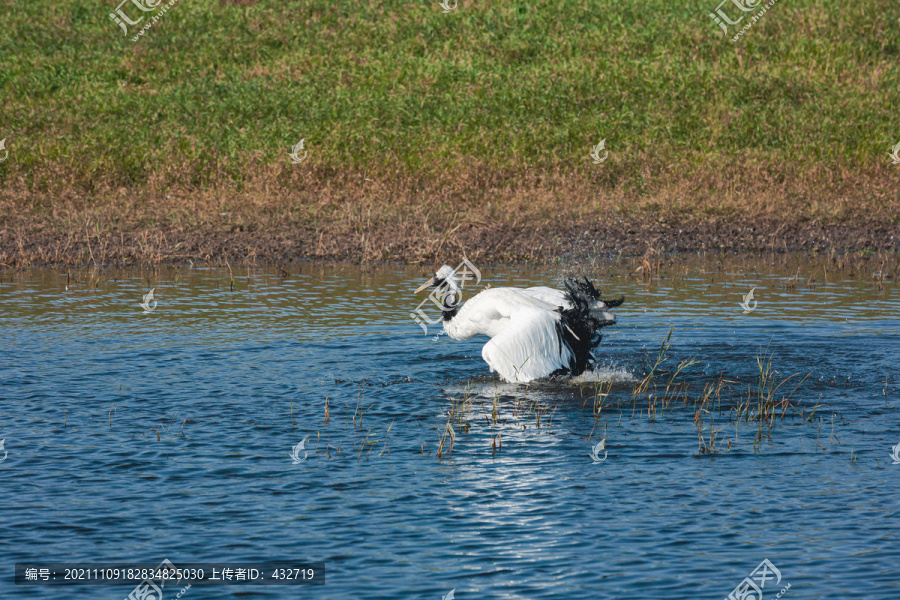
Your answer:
0,253 -> 898,599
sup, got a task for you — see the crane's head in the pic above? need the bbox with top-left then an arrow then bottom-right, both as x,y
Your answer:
415,265 -> 458,293
414,264 -> 475,320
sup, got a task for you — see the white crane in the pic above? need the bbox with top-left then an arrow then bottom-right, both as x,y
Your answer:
415,266 -> 623,383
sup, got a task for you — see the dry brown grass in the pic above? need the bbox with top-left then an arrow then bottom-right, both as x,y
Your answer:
1,155 -> 898,267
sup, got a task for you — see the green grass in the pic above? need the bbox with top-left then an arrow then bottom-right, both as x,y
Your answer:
1,0 -> 899,194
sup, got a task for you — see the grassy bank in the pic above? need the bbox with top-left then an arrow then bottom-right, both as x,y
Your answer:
1,0 -> 899,264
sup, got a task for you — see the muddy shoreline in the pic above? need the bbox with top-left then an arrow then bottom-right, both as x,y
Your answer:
1,217 -> 897,268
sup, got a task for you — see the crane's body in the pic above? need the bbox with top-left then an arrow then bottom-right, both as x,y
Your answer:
417,266 -> 622,383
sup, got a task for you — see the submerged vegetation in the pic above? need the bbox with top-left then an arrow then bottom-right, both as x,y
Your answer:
429,329 -> 834,461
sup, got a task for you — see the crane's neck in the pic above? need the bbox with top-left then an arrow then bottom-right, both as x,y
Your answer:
440,288 -> 460,322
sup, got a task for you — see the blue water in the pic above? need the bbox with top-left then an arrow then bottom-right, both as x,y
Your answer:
1,257 -> 898,599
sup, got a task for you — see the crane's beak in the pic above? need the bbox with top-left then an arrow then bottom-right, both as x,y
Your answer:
415,277 -> 436,293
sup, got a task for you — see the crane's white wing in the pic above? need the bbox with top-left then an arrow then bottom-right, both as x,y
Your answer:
481,307 -> 573,383
522,286 -> 570,308
449,288 -> 560,339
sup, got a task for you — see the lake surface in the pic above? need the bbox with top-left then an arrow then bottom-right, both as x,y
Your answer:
1,254 -> 899,599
